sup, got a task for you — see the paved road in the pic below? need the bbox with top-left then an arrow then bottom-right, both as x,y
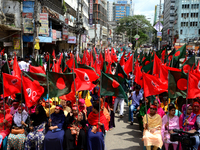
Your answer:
105,105 -> 144,150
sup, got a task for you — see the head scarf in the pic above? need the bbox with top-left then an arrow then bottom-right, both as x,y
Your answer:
78,99 -> 85,112
91,87 -> 99,101
193,102 -> 200,116
51,105 -> 65,127
31,105 -> 47,126
182,104 -> 196,127
13,109 -> 29,127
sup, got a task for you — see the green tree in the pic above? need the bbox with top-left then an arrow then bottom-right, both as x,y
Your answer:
115,15 -> 153,47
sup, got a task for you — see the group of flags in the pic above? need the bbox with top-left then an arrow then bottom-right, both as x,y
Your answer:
134,44 -> 200,101
0,47 -> 129,108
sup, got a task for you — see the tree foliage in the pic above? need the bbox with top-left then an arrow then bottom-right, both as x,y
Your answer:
115,15 -> 153,45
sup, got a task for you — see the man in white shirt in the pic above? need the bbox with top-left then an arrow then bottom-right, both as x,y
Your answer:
18,58 -> 28,71
129,84 -> 143,125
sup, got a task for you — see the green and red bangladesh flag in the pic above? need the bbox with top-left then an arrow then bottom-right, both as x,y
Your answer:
100,72 -> 127,99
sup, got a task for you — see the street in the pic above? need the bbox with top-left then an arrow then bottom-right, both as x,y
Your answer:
105,105 -> 143,150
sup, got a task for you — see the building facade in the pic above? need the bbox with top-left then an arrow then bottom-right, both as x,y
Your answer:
163,0 -> 175,46
153,4 -> 164,25
173,0 -> 200,45
107,1 -> 114,21
115,1 -> 130,21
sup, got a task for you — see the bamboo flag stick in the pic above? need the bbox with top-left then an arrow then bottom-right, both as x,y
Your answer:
2,73 -> 5,129
185,70 -> 190,131
98,71 -> 102,132
46,71 -> 51,126
20,73 -> 23,123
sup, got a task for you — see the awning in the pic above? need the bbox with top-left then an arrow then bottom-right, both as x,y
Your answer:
0,24 -> 21,31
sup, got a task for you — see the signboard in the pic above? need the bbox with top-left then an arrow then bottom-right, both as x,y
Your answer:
3,42 -> 13,47
68,36 -> 76,44
39,13 -> 49,35
157,32 -> 162,38
13,35 -> 20,50
22,13 -> 33,34
82,35 -> 86,43
65,18 -> 68,24
52,29 -> 56,40
89,0 -> 93,25
134,34 -> 140,40
62,29 -> 68,41
154,21 -> 163,32
59,14 -> 65,22
56,31 -> 62,39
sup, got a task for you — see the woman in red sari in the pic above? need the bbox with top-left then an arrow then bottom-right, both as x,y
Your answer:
0,106 -> 12,148
87,102 -> 109,150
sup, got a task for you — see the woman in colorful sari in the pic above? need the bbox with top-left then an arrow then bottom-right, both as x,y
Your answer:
143,104 -> 163,150
25,105 -> 47,150
64,104 -> 86,150
87,102 -> 109,150
7,105 -> 29,150
147,99 -> 165,118
0,106 -> 12,148
44,105 -> 65,150
60,99 -> 71,117
161,104 -> 179,150
179,104 -> 199,150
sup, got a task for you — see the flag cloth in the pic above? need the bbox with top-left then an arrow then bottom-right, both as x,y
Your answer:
75,68 -> 99,82
74,69 -> 96,91
111,47 -> 118,62
3,73 -> 21,97
48,72 -> 74,98
124,55 -> 133,75
119,52 -> 125,68
168,70 -> 187,99
13,55 -> 21,78
29,65 -> 46,74
142,62 -> 153,74
173,44 -> 186,61
46,54 -> 54,71
62,53 -> 66,72
22,75 -> 44,107
153,53 -> 162,77
115,63 -> 127,79
135,65 -> 143,88
100,72 -> 127,99
143,72 -> 167,98
188,72 -> 200,99
66,56 -> 74,69
182,55 -> 195,74
52,49 -> 56,59
78,64 -> 95,72
1,61 -> 10,74
99,52 -> 104,70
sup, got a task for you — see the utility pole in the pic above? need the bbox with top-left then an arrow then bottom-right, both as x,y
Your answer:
99,24 -> 102,50
79,0 -> 83,54
32,0 -> 38,58
20,0 -> 23,58
76,0 -> 79,53
158,0 -> 161,50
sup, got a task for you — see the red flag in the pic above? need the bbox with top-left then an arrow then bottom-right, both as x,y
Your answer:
13,55 -> 21,78
182,55 -> 187,64
188,72 -> 200,99
82,51 -> 86,64
29,65 -> 46,74
66,56 -> 74,69
119,52 -> 125,68
92,60 -> 101,75
105,49 -> 112,64
105,63 -> 112,74
93,47 -> 97,55
77,68 -> 99,81
193,61 -> 200,73
3,73 -> 21,97
0,48 -> 5,56
111,47 -> 118,62
53,61 -> 59,73
86,50 -> 90,66
52,49 -> 55,59
90,50 -> 94,67
161,49 -> 166,62
22,76 -> 44,107
74,69 -> 96,91
99,52 -> 104,70
127,52 -> 131,59
124,55 -> 133,75
153,54 -> 162,77
134,65 -> 143,88
59,53 -> 63,66
76,53 -> 81,63
143,72 -> 168,98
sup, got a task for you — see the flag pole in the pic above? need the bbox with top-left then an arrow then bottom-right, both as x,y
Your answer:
46,70 -> 51,126
185,70 -> 190,131
99,71 -> 102,132
167,70 -> 170,132
144,97 -> 148,130
2,73 -> 5,129
20,73 -> 23,123
132,52 -> 134,89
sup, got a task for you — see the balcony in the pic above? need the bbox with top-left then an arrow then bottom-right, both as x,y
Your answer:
41,0 -> 63,14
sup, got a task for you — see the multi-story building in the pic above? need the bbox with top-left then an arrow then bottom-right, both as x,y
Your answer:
107,1 -> 114,22
163,0 -> 175,46
115,1 -> 130,21
173,0 -> 200,45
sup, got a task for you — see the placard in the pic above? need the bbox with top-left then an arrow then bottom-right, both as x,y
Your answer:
39,13 -> 49,35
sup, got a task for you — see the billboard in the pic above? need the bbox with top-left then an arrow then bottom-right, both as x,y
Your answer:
22,13 -> 33,34
89,0 -> 93,25
39,13 -> 49,35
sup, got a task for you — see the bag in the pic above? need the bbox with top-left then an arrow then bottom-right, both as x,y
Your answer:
11,128 -> 25,134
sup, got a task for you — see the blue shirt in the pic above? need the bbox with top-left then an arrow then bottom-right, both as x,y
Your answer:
131,91 -> 143,106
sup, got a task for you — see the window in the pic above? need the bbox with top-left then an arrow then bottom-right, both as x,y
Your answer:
190,22 -> 193,26
199,29 -> 200,35
180,30 -> 183,34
